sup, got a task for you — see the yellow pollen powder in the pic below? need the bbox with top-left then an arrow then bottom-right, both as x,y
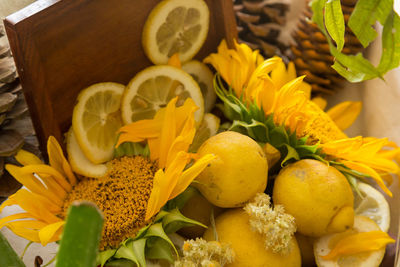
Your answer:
61,156 -> 157,250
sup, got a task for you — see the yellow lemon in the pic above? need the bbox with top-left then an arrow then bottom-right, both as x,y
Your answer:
354,182 -> 390,232
66,128 -> 108,178
142,0 -> 209,65
195,131 -> 268,208
189,113 -> 220,153
72,82 -> 124,164
314,216 -> 386,267
273,159 -> 354,237
121,65 -> 204,125
203,209 -> 301,267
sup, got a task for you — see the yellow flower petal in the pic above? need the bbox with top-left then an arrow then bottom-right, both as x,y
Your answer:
321,231 -> 395,260
15,150 -> 43,166
48,136 -> 77,186
8,189 -> 62,224
341,160 -> 392,197
5,220 -> 47,230
145,169 -> 165,221
158,97 -> 178,168
167,53 -> 182,68
327,101 -> 362,131
169,153 -> 216,200
311,96 -> 327,110
6,224 -> 40,243
20,165 -> 72,192
0,213 -> 32,228
5,164 -> 64,206
38,221 -> 65,246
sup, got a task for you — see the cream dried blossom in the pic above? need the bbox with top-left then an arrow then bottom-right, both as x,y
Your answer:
174,238 -> 234,267
244,193 -> 296,255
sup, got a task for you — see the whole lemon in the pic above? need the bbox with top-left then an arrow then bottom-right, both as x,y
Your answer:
195,131 -> 268,207
203,209 -> 301,267
273,159 -> 354,237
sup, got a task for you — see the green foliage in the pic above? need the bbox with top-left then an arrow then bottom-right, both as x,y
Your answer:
98,208 -> 206,267
0,232 -> 26,267
325,0 -> 345,51
214,75 -> 323,167
56,201 -> 104,267
114,141 -> 150,158
310,0 -> 400,82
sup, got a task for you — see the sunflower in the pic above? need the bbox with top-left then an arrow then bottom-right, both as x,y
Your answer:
204,39 -> 400,195
0,97 -> 215,251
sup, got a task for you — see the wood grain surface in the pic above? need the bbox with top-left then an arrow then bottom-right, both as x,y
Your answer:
4,0 -> 237,155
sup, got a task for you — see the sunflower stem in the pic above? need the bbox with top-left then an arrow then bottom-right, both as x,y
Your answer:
55,201 -> 104,267
0,231 -> 26,267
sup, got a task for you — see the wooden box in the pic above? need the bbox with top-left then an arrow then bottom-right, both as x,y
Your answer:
4,0 -> 237,154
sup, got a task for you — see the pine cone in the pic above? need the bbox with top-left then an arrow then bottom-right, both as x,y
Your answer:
289,0 -> 363,94
0,24 -> 40,197
234,0 -> 290,59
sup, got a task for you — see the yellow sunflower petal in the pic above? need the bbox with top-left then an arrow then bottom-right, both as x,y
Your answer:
20,165 -> 72,192
341,160 -> 392,197
5,165 -> 63,206
327,101 -> 362,131
9,189 -> 62,224
48,136 -> 77,186
145,169 -> 166,221
6,224 -> 40,243
0,213 -> 32,228
15,150 -> 43,166
321,231 -> 395,260
158,97 -> 178,169
311,96 -> 327,110
5,220 -> 47,230
38,221 -> 65,246
166,108 -> 196,167
167,53 -> 182,68
169,153 -> 216,200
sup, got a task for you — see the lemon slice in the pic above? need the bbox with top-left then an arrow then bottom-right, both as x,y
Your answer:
314,215 -> 386,267
66,129 -> 108,178
354,182 -> 390,232
72,82 -> 125,164
182,60 -> 216,113
121,65 -> 204,124
189,113 -> 220,152
142,0 -> 210,64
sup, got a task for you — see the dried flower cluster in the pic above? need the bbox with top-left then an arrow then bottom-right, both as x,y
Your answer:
174,238 -> 234,267
244,193 -> 296,254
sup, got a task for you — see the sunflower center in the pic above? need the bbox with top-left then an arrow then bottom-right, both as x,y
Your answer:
61,156 -> 157,250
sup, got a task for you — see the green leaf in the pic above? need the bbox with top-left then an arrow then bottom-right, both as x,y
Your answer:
325,0 -> 345,51
56,201 -> 104,267
348,0 -> 393,47
162,208 -> 207,234
378,11 -> 400,73
144,223 -> 178,256
145,238 -> 174,263
281,144 -> 300,166
104,259 -> 135,267
114,239 -> 146,267
97,249 -> 116,267
331,52 -> 382,82
0,232 -> 26,267
114,142 -> 149,158
269,126 -> 289,147
310,0 -> 327,33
